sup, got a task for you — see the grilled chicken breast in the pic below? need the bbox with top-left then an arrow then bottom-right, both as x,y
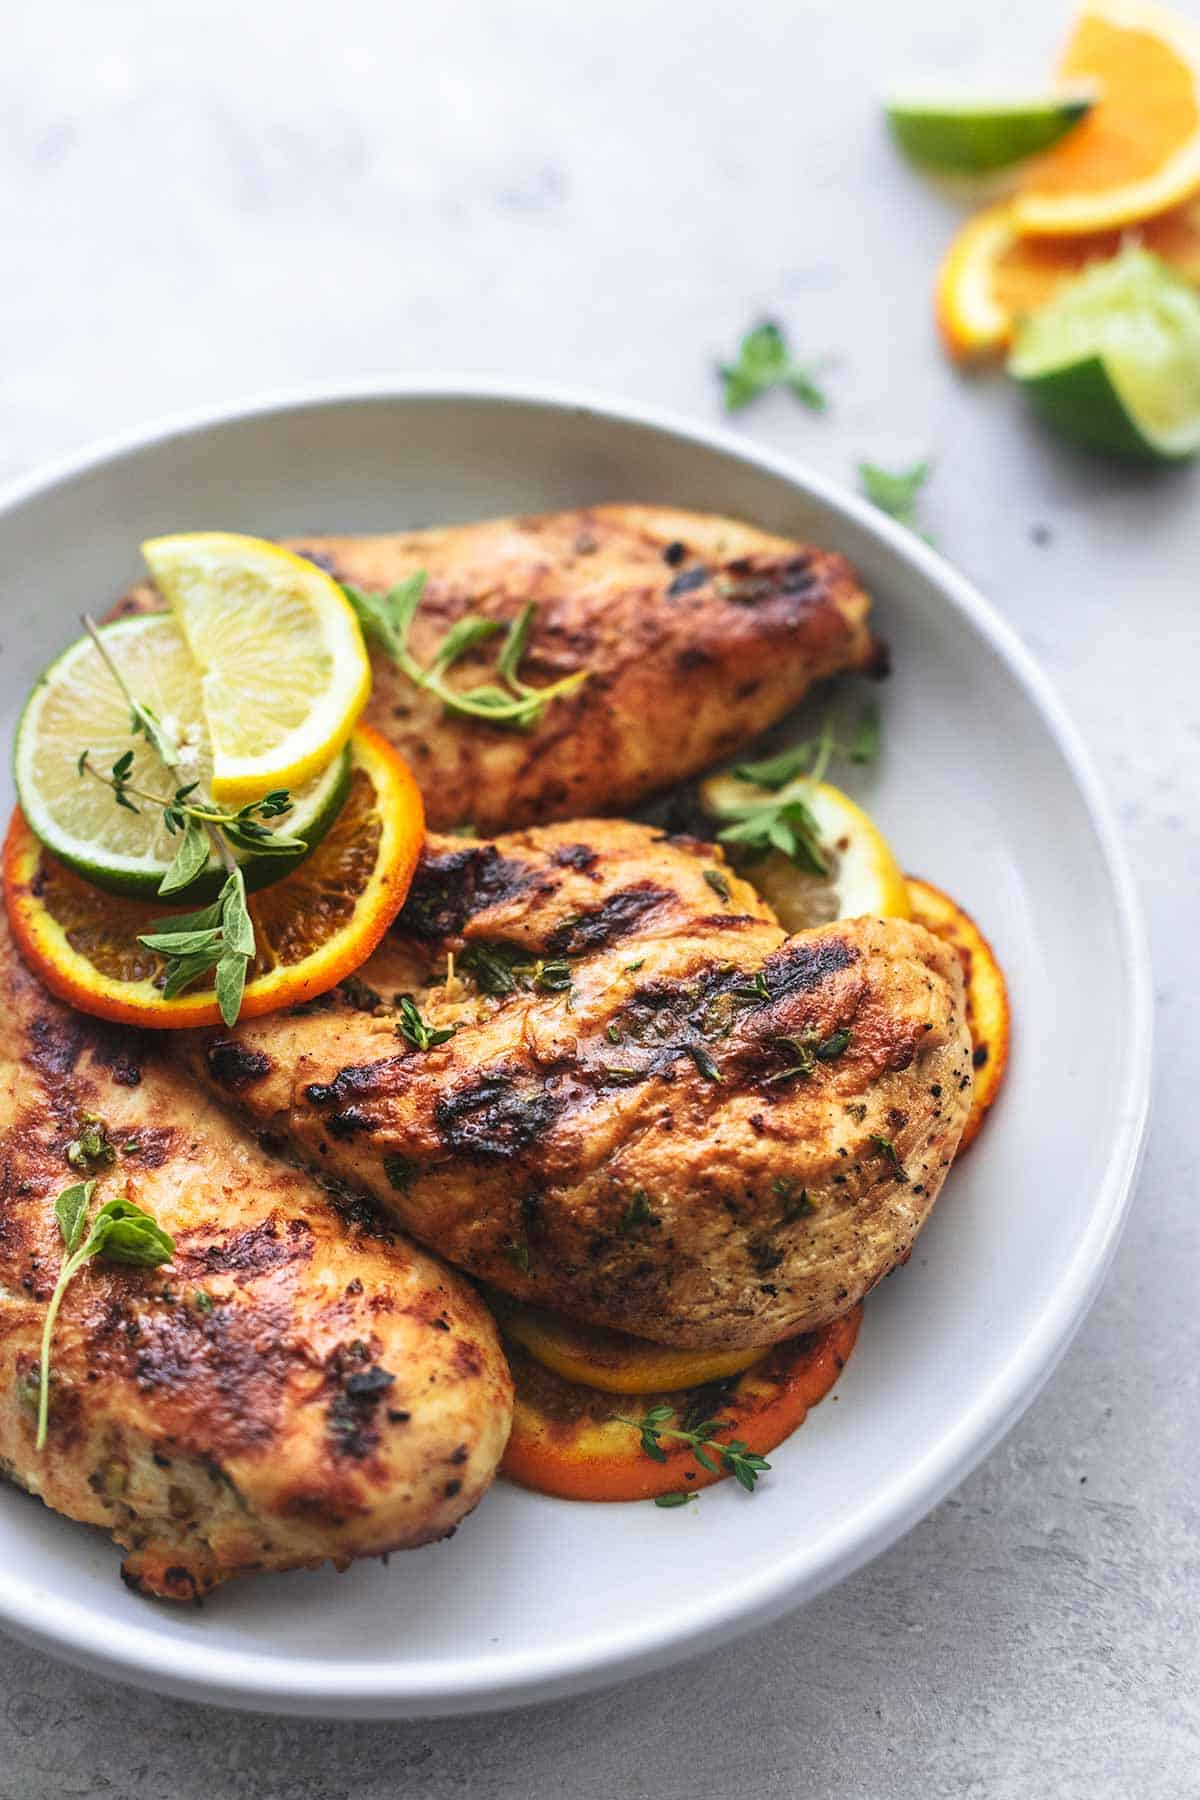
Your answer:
180,821 -> 973,1350
0,916 -> 511,1599
112,505 -> 879,833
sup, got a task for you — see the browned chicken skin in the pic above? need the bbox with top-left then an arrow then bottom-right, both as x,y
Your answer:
0,917 -> 512,1599
112,505 -> 879,833
179,822 -> 973,1350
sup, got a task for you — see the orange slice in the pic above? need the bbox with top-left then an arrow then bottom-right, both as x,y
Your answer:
936,197 -> 1200,359
3,726 -> 424,1029
907,877 -> 1010,1152
500,1309 -> 861,1503
1014,0 -> 1200,237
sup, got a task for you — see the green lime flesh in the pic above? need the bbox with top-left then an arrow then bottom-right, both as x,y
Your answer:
14,615 -> 353,904
885,90 -> 1094,173
1009,248 -> 1200,461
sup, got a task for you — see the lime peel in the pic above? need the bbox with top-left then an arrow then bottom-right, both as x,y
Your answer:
1009,246 -> 1200,459
885,87 -> 1096,173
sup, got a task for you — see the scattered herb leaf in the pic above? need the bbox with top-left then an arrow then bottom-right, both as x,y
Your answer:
719,320 -> 829,414
396,995 -> 456,1052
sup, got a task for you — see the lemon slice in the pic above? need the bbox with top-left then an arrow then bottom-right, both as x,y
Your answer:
13,614 -> 351,903
142,532 -> 371,803
1008,246 -> 1200,459
700,772 -> 911,932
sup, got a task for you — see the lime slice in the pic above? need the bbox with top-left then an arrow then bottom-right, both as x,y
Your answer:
1009,247 -> 1200,460
699,773 -> 911,932
14,615 -> 351,902
885,88 -> 1095,173
142,532 -> 371,803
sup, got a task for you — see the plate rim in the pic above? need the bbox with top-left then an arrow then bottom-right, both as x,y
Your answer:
0,378 -> 1154,1716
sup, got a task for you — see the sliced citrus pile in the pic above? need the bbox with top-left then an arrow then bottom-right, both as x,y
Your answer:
937,196 -> 1200,359
1014,0 -> 1200,236
500,1309 -> 861,1503
4,726 -> 424,1029
907,877 -> 1010,1151
699,772 -> 911,932
13,614 -> 351,903
490,1295 -> 766,1396
143,532 -> 371,803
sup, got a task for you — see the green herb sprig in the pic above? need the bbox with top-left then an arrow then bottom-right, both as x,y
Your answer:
341,574 -> 587,731
719,321 -> 829,414
396,995 -> 456,1052
78,618 -> 305,1025
858,460 -> 932,540
35,1181 -> 174,1450
617,1404 -> 772,1493
717,704 -> 882,875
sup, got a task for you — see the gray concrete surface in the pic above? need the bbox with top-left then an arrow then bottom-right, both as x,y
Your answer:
2,0 -> 1198,1793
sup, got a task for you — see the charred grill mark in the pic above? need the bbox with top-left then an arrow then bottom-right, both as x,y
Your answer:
434,1070 -> 563,1160
762,935 -> 858,997
27,1012 -> 88,1080
206,1040 -> 273,1091
182,1217 -> 314,1278
92,1025 -> 146,1088
545,884 -> 669,956
122,1126 -> 176,1169
585,934 -> 861,1094
306,1057 -> 408,1108
549,843 -> 598,873
399,845 -> 537,941
325,1344 -> 396,1461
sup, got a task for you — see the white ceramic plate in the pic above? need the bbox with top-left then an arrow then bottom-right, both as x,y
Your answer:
0,383 -> 1151,1717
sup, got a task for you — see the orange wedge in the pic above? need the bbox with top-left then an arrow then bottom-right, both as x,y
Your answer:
3,727 -> 424,1029
937,196 -> 1200,358
1014,0 -> 1200,237
907,878 -> 1009,1152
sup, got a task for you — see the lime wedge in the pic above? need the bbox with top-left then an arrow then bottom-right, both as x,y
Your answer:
885,88 -> 1095,173
1009,247 -> 1200,460
14,614 -> 350,902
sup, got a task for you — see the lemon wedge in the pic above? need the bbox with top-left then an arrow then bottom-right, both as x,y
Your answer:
700,772 -> 911,932
141,532 -> 371,803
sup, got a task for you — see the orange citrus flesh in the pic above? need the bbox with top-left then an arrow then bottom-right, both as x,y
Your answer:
937,196 -> 1200,359
490,1294 -> 767,1396
500,1309 -> 861,1503
907,877 -> 1010,1152
1014,1 -> 1200,236
3,725 -> 424,1029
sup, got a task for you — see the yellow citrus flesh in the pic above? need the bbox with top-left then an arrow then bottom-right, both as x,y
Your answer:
701,772 -> 912,935
142,532 -> 371,804
492,1296 -> 767,1395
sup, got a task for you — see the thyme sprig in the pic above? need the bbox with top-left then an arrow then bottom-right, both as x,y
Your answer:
35,1181 -> 173,1450
718,705 -> 881,874
77,616 -> 304,1025
617,1403 -> 772,1493
340,573 -> 588,731
396,994 -> 456,1052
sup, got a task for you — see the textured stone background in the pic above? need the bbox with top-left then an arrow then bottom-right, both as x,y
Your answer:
2,1 -> 1198,1793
